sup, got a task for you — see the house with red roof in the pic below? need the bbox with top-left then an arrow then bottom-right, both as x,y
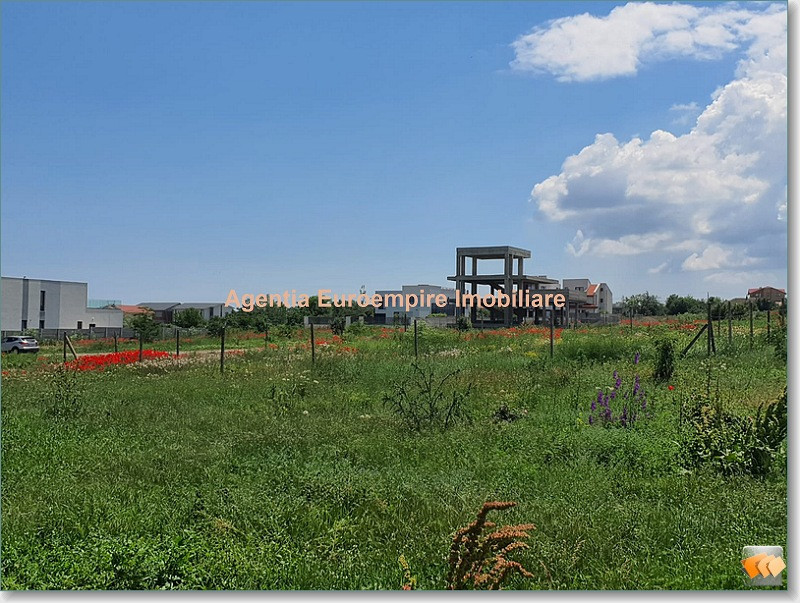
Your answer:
562,278 -> 613,315
747,286 -> 786,306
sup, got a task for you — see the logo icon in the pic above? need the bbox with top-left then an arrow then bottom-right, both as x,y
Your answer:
742,546 -> 785,586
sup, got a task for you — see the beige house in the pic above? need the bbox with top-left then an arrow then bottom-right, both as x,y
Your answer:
562,279 -> 613,314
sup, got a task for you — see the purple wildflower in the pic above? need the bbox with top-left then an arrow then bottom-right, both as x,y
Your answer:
634,352 -> 640,365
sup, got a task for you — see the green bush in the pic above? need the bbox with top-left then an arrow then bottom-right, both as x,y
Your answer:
125,313 -> 160,342
682,388 -> 786,476
205,317 -> 226,337
45,366 -> 85,420
558,333 -> 640,362
330,317 -> 346,337
653,338 -> 675,382
173,308 -> 205,329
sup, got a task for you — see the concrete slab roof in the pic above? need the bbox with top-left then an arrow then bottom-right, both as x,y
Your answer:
447,274 -> 559,285
455,246 -> 531,259
137,302 -> 181,311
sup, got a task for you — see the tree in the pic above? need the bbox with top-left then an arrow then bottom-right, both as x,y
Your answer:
206,316 -> 226,337
173,307 -> 205,328
665,294 -> 705,315
125,312 -> 160,342
622,292 -> 665,316
757,298 -> 774,311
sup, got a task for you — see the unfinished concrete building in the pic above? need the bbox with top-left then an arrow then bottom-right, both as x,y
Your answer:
447,245 -> 588,327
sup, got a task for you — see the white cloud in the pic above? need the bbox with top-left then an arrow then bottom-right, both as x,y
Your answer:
681,244 -> 757,271
669,101 -> 701,126
565,229 -> 590,256
703,270 -> 781,287
648,262 -> 669,274
524,2 -> 786,280
670,101 -> 699,113
511,2 -> 785,82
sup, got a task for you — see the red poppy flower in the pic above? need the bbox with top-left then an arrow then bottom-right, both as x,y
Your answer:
668,385 -> 675,391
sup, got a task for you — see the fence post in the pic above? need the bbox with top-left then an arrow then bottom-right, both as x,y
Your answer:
767,308 -> 771,341
707,299 -> 712,357
630,309 -> 634,332
310,322 -> 316,364
749,300 -> 754,349
176,329 -> 180,357
414,319 -> 418,358
63,332 -> 67,363
727,301 -> 732,347
549,308 -> 554,359
114,334 -> 118,353
220,326 -> 226,373
139,333 -> 143,362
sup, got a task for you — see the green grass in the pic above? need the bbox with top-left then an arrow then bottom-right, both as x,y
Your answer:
0,322 -> 787,589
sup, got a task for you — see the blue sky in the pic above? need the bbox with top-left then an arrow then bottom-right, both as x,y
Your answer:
1,1 -> 787,304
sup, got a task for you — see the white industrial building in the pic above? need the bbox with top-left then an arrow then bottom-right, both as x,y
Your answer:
1,277 -> 123,333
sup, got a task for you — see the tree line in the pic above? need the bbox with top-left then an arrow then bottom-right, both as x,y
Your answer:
621,292 -> 783,318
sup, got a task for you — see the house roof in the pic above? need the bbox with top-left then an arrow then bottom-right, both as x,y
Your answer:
137,302 -> 181,311
178,303 -> 224,309
748,287 -> 786,295
586,284 -> 599,296
115,304 -> 151,314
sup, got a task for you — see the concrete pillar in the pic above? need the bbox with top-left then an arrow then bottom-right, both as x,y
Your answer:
503,253 -> 512,327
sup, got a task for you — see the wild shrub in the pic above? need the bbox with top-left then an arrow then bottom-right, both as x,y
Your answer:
773,326 -> 787,362
492,403 -> 527,424
205,317 -> 226,337
329,317 -> 346,337
446,501 -> 535,590
653,338 -> 675,382
682,388 -> 786,476
344,321 -> 367,337
382,362 -> 472,431
125,312 -> 160,342
456,316 -> 472,332
173,307 -> 205,328
45,365 -> 85,419
559,335 -> 639,362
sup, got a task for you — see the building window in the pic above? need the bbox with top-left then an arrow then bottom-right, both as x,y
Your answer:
209,307 -> 214,318
89,323 -> 96,329
77,321 -> 83,329
40,290 -> 46,311
600,298 -> 604,303
39,320 -> 45,329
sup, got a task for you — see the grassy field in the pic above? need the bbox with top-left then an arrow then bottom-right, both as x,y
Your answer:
0,318 -> 787,589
